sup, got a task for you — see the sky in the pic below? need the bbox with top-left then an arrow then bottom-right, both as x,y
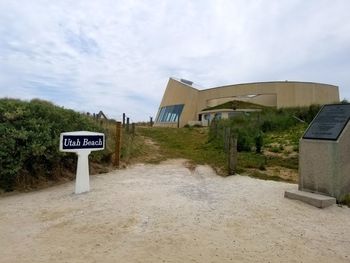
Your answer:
0,0 -> 349,122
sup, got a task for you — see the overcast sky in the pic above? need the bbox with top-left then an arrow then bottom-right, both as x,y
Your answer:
0,0 -> 349,121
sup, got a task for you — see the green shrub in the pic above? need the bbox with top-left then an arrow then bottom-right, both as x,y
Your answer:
0,98 -> 112,191
208,105 -> 321,154
209,115 -> 259,152
260,109 -> 298,132
270,146 -> 281,153
340,194 -> 350,207
255,132 -> 263,153
237,130 -> 252,152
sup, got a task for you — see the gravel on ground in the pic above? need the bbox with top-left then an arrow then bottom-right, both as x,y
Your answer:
1,159 -> 349,263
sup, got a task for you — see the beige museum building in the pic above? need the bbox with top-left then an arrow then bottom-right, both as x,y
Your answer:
154,78 -> 339,128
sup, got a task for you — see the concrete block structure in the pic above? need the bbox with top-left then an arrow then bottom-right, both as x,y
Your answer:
154,78 -> 339,128
284,190 -> 336,208
299,119 -> 350,201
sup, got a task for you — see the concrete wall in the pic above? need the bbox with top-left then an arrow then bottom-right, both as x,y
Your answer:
155,79 -> 339,128
299,122 -> 350,200
155,78 -> 199,128
276,82 -> 339,108
198,81 -> 339,111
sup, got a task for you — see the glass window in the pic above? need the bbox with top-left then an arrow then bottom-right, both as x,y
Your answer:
156,104 -> 184,123
156,107 -> 166,122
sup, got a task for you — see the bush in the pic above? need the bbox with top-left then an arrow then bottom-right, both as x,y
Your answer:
237,130 -> 252,152
0,98 -> 112,191
255,132 -> 263,153
340,194 -> 350,207
209,116 -> 255,152
208,105 -> 321,153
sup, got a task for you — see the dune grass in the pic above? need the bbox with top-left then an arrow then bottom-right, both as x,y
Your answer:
137,125 -> 301,181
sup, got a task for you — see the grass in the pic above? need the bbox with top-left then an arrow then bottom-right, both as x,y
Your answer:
137,126 -> 301,182
267,155 -> 298,170
264,123 -> 307,148
340,194 -> 350,207
237,151 -> 298,172
202,100 -> 265,111
237,152 -> 266,170
246,170 -> 293,182
137,127 -> 228,174
127,105 -> 319,183
91,121 -> 154,167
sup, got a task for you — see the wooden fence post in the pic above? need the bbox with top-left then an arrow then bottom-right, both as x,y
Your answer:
114,121 -> 122,168
228,135 -> 238,175
126,117 -> 130,133
122,113 -> 126,128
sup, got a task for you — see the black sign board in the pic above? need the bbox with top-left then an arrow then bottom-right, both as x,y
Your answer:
61,135 -> 104,150
303,104 -> 350,140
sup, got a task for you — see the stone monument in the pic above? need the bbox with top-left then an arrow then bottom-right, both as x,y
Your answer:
285,104 -> 350,208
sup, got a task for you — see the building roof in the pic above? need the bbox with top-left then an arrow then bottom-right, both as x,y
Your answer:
171,77 -> 338,92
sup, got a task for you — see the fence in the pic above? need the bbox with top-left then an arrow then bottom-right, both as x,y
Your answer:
91,112 -> 138,168
210,121 -> 238,175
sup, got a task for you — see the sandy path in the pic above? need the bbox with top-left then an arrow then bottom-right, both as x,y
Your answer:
1,159 -> 349,263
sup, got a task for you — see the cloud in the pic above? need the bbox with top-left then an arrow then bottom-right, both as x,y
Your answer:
0,0 -> 350,121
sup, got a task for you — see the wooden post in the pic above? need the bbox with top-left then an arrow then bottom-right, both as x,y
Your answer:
114,121 -> 122,168
228,135 -> 238,175
126,117 -> 130,133
122,113 -> 126,128
150,117 -> 153,127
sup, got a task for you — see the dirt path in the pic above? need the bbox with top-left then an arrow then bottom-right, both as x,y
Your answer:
1,159 -> 350,262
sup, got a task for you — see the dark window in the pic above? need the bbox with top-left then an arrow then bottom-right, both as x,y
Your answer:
156,104 -> 184,123
158,107 -> 166,122
214,113 -> 222,120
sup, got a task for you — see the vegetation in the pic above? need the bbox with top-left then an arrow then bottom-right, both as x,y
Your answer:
205,106 -> 321,181
0,97 -> 323,192
208,105 -> 319,153
0,98 -> 115,191
202,100 -> 265,111
138,105 -> 321,182
340,194 -> 350,207
138,127 -> 227,173
137,125 -> 303,181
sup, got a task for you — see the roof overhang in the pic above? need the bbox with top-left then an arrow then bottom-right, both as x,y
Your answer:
198,108 -> 262,114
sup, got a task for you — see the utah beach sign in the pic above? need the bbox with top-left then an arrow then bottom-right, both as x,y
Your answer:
60,131 -> 105,194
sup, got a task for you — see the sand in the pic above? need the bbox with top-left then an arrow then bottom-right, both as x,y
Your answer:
1,159 -> 349,263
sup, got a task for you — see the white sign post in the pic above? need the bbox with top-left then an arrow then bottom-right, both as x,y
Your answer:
59,131 -> 105,194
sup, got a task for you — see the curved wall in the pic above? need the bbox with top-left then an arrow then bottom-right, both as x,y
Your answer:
198,81 -> 339,110
155,79 -> 339,127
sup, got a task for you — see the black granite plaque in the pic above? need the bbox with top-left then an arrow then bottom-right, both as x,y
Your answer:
303,104 -> 350,140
